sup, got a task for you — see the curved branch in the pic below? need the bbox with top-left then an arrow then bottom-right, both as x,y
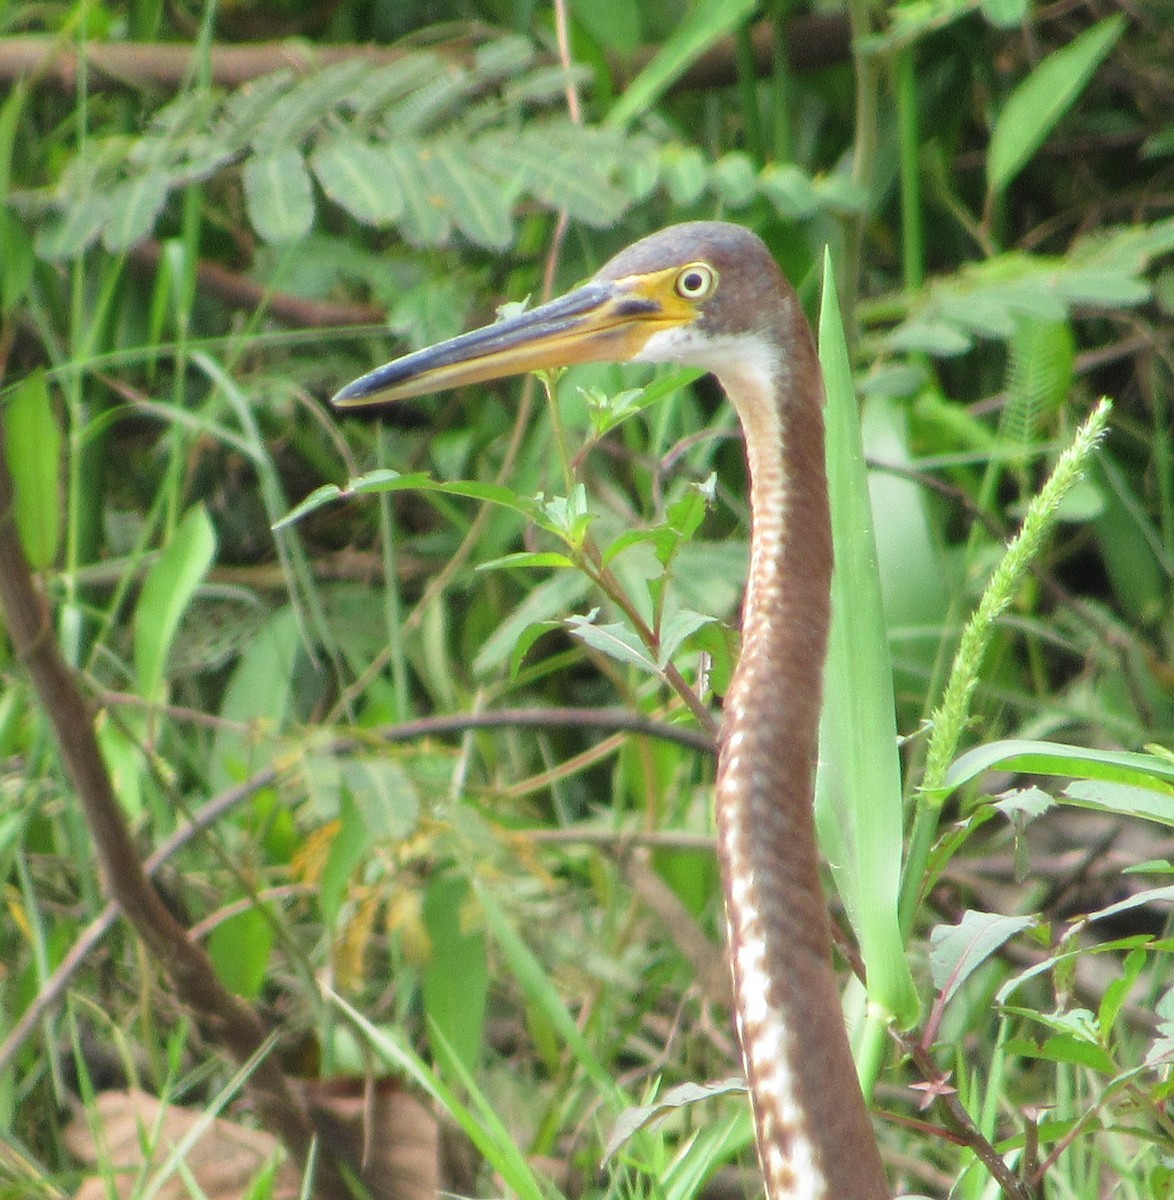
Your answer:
0,429 -> 355,1200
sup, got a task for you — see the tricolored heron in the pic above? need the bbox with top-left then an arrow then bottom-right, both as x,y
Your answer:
332,222 -> 890,1200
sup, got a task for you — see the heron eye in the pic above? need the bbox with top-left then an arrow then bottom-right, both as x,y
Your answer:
675,263 -> 716,300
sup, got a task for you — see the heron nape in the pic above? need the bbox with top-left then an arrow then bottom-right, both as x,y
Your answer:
332,222 -> 891,1200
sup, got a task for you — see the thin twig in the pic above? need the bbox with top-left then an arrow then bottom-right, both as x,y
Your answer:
0,704 -> 713,1071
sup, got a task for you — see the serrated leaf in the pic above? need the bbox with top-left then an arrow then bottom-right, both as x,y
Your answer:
3,371 -> 61,568
135,505 -> 216,702
930,910 -> 1035,1005
987,15 -> 1125,197
243,146 -> 315,243
566,613 -> 657,674
311,137 -> 404,226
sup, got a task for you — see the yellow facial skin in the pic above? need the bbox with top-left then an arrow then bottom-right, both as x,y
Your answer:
331,264 -> 717,409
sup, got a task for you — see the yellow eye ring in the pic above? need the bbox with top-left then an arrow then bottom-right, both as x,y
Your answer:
675,262 -> 717,300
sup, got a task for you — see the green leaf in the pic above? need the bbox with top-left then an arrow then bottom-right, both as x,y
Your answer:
210,606 -> 303,792
475,571 -> 591,676
252,60 -> 370,147
605,1078 -> 746,1160
311,137 -> 405,227
930,910 -> 1035,1005
3,371 -> 61,569
135,505 -> 216,702
35,199 -> 109,260
426,140 -> 513,250
101,172 -> 169,251
946,739 -> 1174,793
208,906 -> 274,1000
817,253 -> 919,1027
1063,780 -> 1174,827
758,162 -> 819,219
987,15 -> 1126,197
657,608 -> 712,667
710,152 -> 758,207
478,551 -> 576,571
606,0 -> 757,127
478,126 -> 628,229
566,612 -> 658,674
243,147 -> 315,243
423,875 -> 488,1078
387,141 -> 452,246
1011,1033 -> 1117,1076
319,790 -> 371,929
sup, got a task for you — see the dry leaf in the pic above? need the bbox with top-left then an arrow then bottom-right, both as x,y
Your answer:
65,1087 -> 302,1200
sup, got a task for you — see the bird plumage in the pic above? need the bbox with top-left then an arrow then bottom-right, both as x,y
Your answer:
333,222 -> 890,1200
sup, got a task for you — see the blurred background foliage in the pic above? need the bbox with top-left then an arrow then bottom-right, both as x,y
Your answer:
0,0 -> 1173,1197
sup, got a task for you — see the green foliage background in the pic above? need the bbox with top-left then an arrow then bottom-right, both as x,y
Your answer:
1,0 -> 1172,1197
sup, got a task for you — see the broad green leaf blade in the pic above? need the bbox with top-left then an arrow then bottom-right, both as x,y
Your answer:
3,371 -> 61,569
423,874 -> 488,1078
311,136 -> 405,227
930,910 -> 1035,1007
243,146 -> 315,243
474,571 -> 591,676
134,505 -> 216,702
210,605 -> 303,793
566,613 -> 658,674
1063,780 -> 1174,827
945,738 -> 1174,793
987,15 -> 1125,197
208,906 -> 274,1000
817,252 -> 919,1027
606,0 -> 757,127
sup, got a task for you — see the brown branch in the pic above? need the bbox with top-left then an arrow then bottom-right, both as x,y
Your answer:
127,239 -> 386,329
0,424 -> 357,1200
896,1030 -> 1034,1200
0,16 -> 849,93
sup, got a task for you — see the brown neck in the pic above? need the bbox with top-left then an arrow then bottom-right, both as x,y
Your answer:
714,312 -> 890,1200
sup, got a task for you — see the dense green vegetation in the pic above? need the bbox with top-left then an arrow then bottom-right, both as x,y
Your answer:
1,1 -> 1172,1198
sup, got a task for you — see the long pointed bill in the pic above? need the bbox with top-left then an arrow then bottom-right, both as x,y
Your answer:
331,277 -> 689,409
